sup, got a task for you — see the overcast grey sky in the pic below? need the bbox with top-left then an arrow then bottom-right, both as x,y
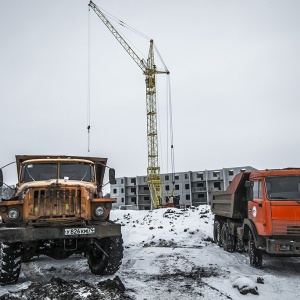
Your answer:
1,0 -> 300,184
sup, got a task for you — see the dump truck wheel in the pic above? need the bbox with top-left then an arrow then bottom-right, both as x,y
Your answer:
87,236 -> 123,275
213,220 -> 222,246
248,231 -> 262,268
221,223 -> 235,252
0,242 -> 22,285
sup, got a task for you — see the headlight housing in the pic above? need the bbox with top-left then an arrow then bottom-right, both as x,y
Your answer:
94,206 -> 105,217
8,208 -> 20,220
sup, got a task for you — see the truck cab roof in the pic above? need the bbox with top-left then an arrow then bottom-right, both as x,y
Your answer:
16,155 -> 108,186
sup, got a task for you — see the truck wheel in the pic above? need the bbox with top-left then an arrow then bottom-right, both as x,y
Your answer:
221,223 -> 235,252
0,242 -> 22,285
87,236 -> 123,275
248,231 -> 262,268
213,220 -> 222,246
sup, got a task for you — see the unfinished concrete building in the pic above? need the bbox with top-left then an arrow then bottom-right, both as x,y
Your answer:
110,166 -> 257,210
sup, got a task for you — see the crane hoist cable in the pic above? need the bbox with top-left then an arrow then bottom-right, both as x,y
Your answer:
168,75 -> 176,187
87,4 -> 91,152
155,43 -> 176,191
95,4 -> 151,40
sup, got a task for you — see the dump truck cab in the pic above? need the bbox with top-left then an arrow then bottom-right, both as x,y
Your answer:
247,169 -> 300,253
211,168 -> 300,268
0,155 -> 123,285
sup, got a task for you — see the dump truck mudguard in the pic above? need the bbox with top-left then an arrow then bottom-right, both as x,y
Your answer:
0,222 -> 121,243
243,219 -> 262,247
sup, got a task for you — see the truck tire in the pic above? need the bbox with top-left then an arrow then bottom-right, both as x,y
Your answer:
221,223 -> 235,252
87,236 -> 123,275
213,220 -> 222,246
248,231 -> 262,268
0,242 -> 22,285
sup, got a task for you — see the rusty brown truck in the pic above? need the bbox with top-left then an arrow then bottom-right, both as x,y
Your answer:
0,155 -> 123,285
211,169 -> 300,268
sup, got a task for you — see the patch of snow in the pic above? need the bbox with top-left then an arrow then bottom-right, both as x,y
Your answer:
0,205 -> 300,299
233,276 -> 258,294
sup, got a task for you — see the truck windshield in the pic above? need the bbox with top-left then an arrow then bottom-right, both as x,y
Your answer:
265,176 -> 300,200
20,163 -> 95,182
60,163 -> 94,182
21,164 -> 58,182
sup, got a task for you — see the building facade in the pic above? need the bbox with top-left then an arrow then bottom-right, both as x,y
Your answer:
110,166 -> 257,210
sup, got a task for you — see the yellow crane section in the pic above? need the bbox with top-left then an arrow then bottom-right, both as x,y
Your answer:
89,1 -> 170,208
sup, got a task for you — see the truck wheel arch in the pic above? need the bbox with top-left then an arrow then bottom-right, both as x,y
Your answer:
243,219 -> 259,246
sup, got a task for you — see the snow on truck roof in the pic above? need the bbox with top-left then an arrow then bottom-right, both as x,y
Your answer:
20,158 -> 95,164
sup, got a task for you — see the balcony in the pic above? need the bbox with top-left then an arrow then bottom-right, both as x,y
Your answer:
192,187 -> 206,192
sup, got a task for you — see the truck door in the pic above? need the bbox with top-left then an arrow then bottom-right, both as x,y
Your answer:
249,180 -> 267,235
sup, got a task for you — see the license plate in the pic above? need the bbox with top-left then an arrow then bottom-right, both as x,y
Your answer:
64,228 -> 96,236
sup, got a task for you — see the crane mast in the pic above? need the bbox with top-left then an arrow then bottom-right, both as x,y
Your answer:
89,1 -> 169,208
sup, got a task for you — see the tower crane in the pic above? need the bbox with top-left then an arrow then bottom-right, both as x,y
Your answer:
89,1 -> 171,208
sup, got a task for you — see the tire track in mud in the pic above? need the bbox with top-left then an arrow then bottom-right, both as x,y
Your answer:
120,246 -> 232,300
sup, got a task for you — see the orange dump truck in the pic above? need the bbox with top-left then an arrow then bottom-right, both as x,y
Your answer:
211,169 -> 300,267
0,155 -> 123,285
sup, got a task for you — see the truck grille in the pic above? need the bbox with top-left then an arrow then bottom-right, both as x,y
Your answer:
31,188 -> 82,218
272,220 -> 300,235
287,226 -> 300,235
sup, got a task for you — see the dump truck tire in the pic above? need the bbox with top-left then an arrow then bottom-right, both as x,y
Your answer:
87,236 -> 123,275
0,242 -> 22,285
213,220 -> 222,246
248,231 -> 262,268
221,223 -> 235,252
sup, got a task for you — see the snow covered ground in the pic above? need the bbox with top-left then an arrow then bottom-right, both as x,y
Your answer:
1,206 -> 300,299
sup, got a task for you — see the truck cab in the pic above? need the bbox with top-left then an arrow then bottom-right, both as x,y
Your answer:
211,168 -> 300,268
0,155 -> 123,285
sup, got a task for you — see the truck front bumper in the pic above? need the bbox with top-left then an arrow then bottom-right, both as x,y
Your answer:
266,238 -> 300,256
0,222 -> 121,243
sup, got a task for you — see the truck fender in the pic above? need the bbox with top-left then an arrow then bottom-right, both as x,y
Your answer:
242,219 -> 260,247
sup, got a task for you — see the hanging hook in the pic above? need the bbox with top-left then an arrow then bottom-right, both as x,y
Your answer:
87,125 -> 91,152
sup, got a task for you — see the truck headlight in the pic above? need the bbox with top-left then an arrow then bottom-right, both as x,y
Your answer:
8,208 -> 20,220
278,244 -> 292,251
275,243 -> 292,252
94,206 -> 104,217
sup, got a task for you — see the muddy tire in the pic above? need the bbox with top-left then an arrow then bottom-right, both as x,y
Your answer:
0,242 -> 22,285
87,236 -> 123,275
236,235 -> 245,253
221,223 -> 235,252
248,231 -> 262,268
213,220 -> 222,246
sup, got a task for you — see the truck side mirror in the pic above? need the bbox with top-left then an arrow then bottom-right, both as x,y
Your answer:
109,168 -> 116,184
0,169 -> 3,187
